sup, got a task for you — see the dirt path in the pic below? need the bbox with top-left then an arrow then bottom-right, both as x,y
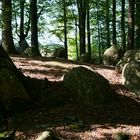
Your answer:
10,55 -> 140,140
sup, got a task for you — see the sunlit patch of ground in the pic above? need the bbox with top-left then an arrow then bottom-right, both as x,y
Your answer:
11,55 -> 121,83
54,124 -> 140,140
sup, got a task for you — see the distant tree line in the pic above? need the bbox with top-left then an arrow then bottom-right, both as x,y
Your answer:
0,0 -> 140,61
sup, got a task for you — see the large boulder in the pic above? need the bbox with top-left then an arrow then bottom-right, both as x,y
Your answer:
0,68 -> 30,112
63,66 -> 114,106
116,49 -> 140,72
103,45 -> 122,66
0,46 -> 29,91
24,47 -> 33,57
122,62 -> 140,96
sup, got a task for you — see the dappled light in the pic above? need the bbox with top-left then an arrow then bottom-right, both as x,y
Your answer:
11,55 -> 72,81
6,55 -> 140,140
11,55 -> 121,84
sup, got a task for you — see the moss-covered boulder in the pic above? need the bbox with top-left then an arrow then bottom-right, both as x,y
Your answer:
103,45 -> 122,66
63,66 -> 114,106
0,68 -> 30,112
122,62 -> 140,96
116,49 -> 140,72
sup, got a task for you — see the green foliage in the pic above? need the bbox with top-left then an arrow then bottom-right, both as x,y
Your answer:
68,39 -> 78,60
12,0 -> 30,33
0,0 -> 131,61
40,43 -> 64,50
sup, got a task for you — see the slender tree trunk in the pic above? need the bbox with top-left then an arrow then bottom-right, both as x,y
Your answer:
75,19 -> 79,59
63,0 -> 68,59
30,0 -> 40,56
87,0 -> 91,60
77,0 -> 86,55
121,0 -> 126,52
98,24 -> 102,63
127,0 -> 135,50
106,0 -> 110,48
135,0 -> 140,49
19,0 -> 26,47
72,1 -> 79,58
112,0 -> 117,46
96,1 -> 102,63
2,0 -> 16,54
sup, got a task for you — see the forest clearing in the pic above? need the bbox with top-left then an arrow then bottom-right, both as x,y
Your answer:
5,55 -> 140,140
0,0 -> 140,139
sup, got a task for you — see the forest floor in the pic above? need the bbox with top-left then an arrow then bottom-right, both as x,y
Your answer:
9,55 -> 140,140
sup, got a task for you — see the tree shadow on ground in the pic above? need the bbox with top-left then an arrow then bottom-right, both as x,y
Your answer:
10,77 -> 140,139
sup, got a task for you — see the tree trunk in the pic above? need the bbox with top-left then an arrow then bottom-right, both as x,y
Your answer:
2,0 -> 16,54
105,0 -> 110,48
121,0 -> 126,52
112,0 -> 117,46
127,0 -> 135,50
63,0 -> 68,59
75,18 -> 79,59
135,0 -> 140,49
87,0 -> 91,60
19,0 -> 26,47
77,0 -> 86,55
30,0 -> 41,56
71,1 -> 79,59
96,1 -> 102,63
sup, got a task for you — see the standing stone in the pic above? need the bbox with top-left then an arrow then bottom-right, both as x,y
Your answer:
63,66 -> 114,106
